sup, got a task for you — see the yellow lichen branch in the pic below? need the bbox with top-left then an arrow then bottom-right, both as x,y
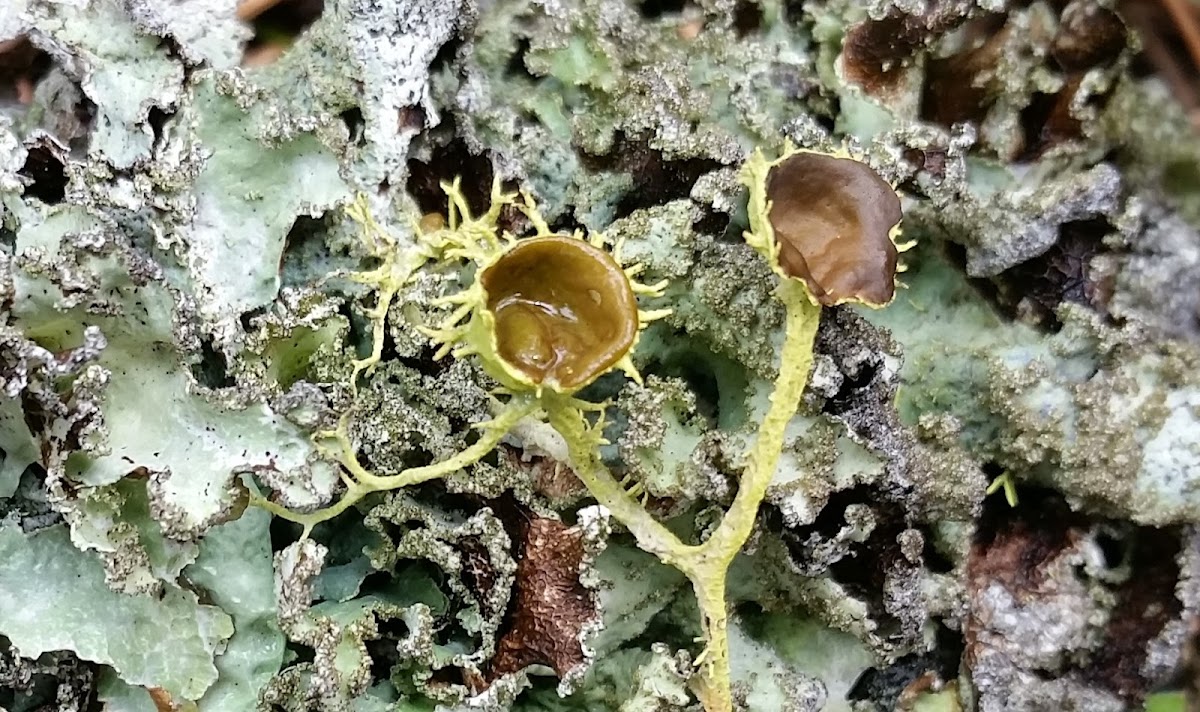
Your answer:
701,280 -> 820,560
250,396 -> 538,538
539,141 -> 898,710
342,194 -> 433,390
986,470 -> 1020,507
544,279 -> 821,712
543,394 -> 697,569
682,279 -> 821,711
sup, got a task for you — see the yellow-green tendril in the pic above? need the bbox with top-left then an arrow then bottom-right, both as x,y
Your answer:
540,278 -> 819,712
702,280 -> 820,560
684,279 -> 820,711
986,471 -> 1020,507
342,194 -> 433,390
251,397 -> 537,538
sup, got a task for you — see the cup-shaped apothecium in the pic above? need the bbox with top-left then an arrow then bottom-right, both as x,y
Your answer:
755,148 -> 904,307
421,182 -> 668,396
481,236 -> 640,393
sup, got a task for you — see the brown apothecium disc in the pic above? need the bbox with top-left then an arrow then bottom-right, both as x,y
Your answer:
481,236 -> 638,391
766,152 -> 902,306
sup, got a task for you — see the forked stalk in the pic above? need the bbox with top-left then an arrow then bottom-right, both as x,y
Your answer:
683,279 -> 821,712
251,397 -> 538,538
544,279 -> 821,712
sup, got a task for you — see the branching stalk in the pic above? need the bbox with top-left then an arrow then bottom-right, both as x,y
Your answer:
544,396 -> 696,569
684,279 -> 821,711
545,279 -> 821,712
365,399 -> 538,489
253,397 -> 538,537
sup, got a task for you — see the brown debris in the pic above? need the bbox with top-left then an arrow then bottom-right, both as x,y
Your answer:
459,535 -> 501,617
237,0 -> 286,22
677,17 -> 704,40
0,36 -> 48,106
147,687 -> 197,712
488,516 -> 596,682
967,492 -> 1082,599
241,42 -> 288,68
765,151 -> 901,306
1162,0 -> 1200,74
841,8 -> 969,99
840,15 -> 921,96
902,147 -> 947,182
1017,82 -> 1085,159
1018,3 -> 1130,158
237,0 -> 325,67
989,218 -> 1114,329
1085,528 -> 1183,702
921,3 -> 1133,154
897,674 -> 957,711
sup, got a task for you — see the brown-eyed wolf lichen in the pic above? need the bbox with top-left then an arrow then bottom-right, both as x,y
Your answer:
6,2 -> 1200,711
253,140 -> 906,712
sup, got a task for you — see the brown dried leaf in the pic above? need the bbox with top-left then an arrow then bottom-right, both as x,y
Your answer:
488,516 -> 596,681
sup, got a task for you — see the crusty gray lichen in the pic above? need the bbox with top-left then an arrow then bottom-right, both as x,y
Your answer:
0,645 -> 97,710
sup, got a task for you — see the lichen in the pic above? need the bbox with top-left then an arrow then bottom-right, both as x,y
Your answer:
4,1 -> 1200,711
0,524 -> 231,699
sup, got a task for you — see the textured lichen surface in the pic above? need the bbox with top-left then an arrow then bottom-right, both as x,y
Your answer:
2,0 -> 1200,710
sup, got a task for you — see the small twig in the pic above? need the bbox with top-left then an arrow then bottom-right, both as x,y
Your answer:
237,0 -> 286,22
1126,2 -> 1200,111
1163,0 -> 1200,72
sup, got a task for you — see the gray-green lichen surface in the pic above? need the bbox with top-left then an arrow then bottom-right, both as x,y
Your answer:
0,0 -> 1198,710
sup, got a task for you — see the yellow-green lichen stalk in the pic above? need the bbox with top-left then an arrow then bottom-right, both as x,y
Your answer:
675,141 -> 907,710
248,183 -> 539,538
415,177 -> 699,583
252,149 -> 906,712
